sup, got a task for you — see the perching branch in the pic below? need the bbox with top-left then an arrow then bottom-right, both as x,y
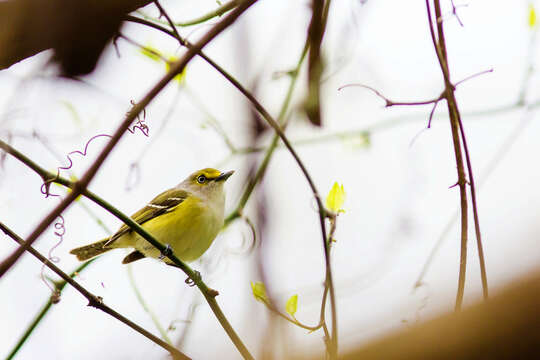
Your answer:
137,0 -> 239,28
426,0 -> 488,309
338,68 -> 493,130
415,14 -> 539,289
0,0 -> 257,279
5,256 -> 95,360
305,0 -> 326,126
0,222 -> 190,360
0,138 -> 255,360
0,4 -> 258,357
128,8 -> 339,355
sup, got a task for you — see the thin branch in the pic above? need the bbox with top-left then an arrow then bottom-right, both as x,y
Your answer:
118,33 -> 169,63
138,0 -> 239,27
5,138 -> 113,360
132,3 -> 339,354
154,0 -> 182,40
226,42 -> 308,224
338,83 -> 443,107
449,0 -> 466,27
176,0 -> 239,27
305,0 -> 325,126
338,69 -> 492,122
184,87 -> 238,153
428,0 -> 488,310
414,105 -> 535,291
425,0 -> 450,81
255,213 -> 340,335
0,1 -> 259,354
0,1 -> 256,278
1,138 -> 254,360
454,68 -> 493,87
0,222 -> 189,360
6,257 -> 95,360
435,0 -> 488,303
127,263 -> 173,344
456,109 -> 488,300
415,15 -> 540,291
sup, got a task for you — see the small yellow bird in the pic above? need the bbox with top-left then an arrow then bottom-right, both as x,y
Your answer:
70,168 -> 233,265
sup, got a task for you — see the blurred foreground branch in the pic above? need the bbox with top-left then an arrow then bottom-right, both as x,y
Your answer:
334,269 -> 540,360
0,222 -> 190,360
0,0 -> 154,75
0,138 -> 255,360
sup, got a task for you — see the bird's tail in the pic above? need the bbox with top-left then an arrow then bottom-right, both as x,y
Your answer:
70,238 -> 112,261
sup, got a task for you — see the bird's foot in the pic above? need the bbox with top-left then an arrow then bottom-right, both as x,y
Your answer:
159,244 -> 172,260
185,270 -> 201,287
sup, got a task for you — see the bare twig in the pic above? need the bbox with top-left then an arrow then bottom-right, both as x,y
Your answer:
338,68 -> 492,131
0,222 -> 190,360
426,0 -> 469,311
449,0 -> 466,27
338,83 -> 443,107
6,257 -> 95,360
0,0 -> 257,279
426,0 -> 488,309
138,0 -> 239,27
154,0 -> 181,40
305,0 -> 325,126
0,2 -> 258,357
454,68 -> 493,87
128,9 -> 339,355
0,138 -> 255,360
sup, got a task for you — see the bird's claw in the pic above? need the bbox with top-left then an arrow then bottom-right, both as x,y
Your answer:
185,270 -> 201,287
159,244 -> 172,260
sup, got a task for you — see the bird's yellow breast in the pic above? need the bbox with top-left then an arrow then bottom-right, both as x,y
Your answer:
126,195 -> 223,263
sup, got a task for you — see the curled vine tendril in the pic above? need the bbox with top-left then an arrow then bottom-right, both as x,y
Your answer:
40,215 -> 65,297
39,134 -> 112,198
37,100 -> 150,300
128,100 -> 149,137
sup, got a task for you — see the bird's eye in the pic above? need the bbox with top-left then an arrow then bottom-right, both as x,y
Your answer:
197,175 -> 207,184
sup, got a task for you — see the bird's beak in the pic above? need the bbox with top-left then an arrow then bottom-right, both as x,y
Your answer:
215,170 -> 234,182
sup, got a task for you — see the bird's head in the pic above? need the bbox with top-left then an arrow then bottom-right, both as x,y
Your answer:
180,168 -> 234,199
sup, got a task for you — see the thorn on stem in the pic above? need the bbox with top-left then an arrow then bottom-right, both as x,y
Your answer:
112,35 -> 121,58
185,270 -> 201,287
50,289 -> 61,304
448,177 -> 468,189
88,296 -> 104,308
159,244 -> 173,260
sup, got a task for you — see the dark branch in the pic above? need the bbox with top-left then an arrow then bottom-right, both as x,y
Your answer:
0,222 -> 189,360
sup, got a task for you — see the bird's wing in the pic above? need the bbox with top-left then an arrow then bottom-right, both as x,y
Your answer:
106,188 -> 189,244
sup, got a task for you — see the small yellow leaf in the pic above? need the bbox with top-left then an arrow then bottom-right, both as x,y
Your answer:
139,44 -> 162,62
251,281 -> 269,303
326,182 -> 346,213
529,3 -> 537,28
165,56 -> 187,84
286,294 -> 298,317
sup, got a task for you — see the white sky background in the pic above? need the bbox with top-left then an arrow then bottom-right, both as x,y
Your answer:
1,0 -> 540,359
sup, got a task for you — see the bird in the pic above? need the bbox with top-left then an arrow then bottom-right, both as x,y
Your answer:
70,168 -> 234,266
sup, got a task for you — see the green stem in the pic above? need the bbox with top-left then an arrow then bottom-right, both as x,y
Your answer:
138,0 -> 238,27
0,138 -> 254,360
0,222 -> 189,360
0,0 -> 256,281
5,259 -> 94,360
127,264 -> 173,344
225,41 -> 309,225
